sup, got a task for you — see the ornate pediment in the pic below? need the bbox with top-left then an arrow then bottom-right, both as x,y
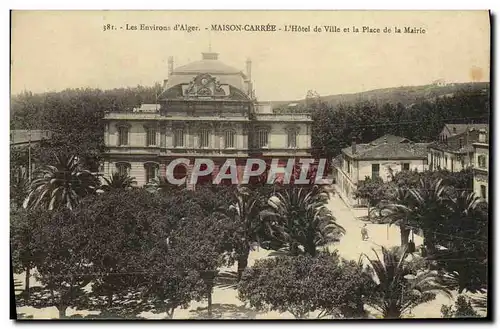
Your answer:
182,74 -> 230,98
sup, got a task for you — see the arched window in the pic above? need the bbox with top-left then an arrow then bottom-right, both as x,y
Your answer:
116,162 -> 131,176
198,129 -> 210,148
257,129 -> 269,148
224,130 -> 235,148
144,163 -> 159,183
174,128 -> 185,147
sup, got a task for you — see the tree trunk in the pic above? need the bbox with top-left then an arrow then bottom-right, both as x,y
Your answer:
367,204 -> 371,219
304,241 -> 317,257
383,306 -> 402,319
207,288 -> 213,318
237,247 -> 250,281
290,242 -> 299,256
24,266 -> 30,302
166,308 -> 175,319
424,234 -> 437,255
400,225 -> 410,248
58,306 -> 67,319
107,290 -> 113,308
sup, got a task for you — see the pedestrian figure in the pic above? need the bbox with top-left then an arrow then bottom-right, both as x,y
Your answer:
361,224 -> 369,241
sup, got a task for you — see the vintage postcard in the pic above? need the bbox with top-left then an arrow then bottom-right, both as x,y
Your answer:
10,10 -> 490,320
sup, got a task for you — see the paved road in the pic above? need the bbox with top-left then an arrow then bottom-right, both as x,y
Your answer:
325,192 -> 423,263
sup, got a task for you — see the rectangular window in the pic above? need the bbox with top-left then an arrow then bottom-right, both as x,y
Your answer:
116,163 -> 129,176
402,163 -> 410,171
118,127 -> 128,146
372,164 -> 380,180
480,185 -> 486,199
287,130 -> 297,148
258,130 -> 268,148
478,155 -> 487,169
174,129 -> 184,147
451,159 -> 454,172
147,128 -> 156,146
199,129 -> 210,148
225,130 -> 235,148
444,156 -> 448,168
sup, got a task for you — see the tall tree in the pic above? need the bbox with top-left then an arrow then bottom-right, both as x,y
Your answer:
265,186 -> 345,256
23,154 -> 100,211
238,252 -> 375,319
363,246 -> 452,319
100,172 -> 136,191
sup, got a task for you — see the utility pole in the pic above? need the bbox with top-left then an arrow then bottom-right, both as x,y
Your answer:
28,129 -> 32,182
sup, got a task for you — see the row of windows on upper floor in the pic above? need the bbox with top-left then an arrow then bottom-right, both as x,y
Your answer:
116,127 -> 299,149
429,152 -> 487,171
343,159 -> 414,179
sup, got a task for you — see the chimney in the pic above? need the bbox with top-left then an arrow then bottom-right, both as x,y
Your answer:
246,58 -> 252,81
168,56 -> 174,76
351,137 -> 357,154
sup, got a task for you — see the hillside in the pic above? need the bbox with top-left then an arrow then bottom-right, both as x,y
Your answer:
270,82 -> 490,110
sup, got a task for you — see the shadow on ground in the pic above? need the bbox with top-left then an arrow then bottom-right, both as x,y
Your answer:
189,303 -> 261,319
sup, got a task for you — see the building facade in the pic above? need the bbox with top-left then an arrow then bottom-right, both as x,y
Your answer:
333,134 -> 429,207
472,128 -> 489,202
102,52 -> 312,187
10,129 -> 52,180
429,124 -> 489,172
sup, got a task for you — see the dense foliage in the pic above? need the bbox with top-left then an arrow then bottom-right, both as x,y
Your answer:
238,252 -> 374,319
11,85 -> 161,170
311,88 -> 489,158
363,246 -> 452,319
374,170 -> 487,293
441,295 -> 480,318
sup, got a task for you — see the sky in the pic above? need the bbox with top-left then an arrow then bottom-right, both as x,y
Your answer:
11,10 -> 490,101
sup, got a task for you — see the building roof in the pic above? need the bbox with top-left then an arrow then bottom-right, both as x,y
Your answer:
165,52 -> 246,91
342,134 -> 429,160
428,141 -> 474,154
174,54 -> 242,75
444,123 -> 489,136
369,134 -> 410,145
10,130 -> 51,145
332,154 -> 342,168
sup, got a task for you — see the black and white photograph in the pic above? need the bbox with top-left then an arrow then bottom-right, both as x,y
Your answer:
9,10 -> 491,320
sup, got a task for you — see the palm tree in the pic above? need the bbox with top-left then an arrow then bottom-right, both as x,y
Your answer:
265,185 -> 345,257
101,172 -> 136,191
363,246 -> 452,318
408,178 -> 450,254
380,179 -> 449,252
376,186 -> 416,248
23,154 -> 99,211
11,169 -> 30,209
227,187 -> 268,281
434,192 -> 488,293
148,176 -> 185,194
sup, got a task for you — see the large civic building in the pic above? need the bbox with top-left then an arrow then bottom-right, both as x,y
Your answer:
102,52 -> 312,187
